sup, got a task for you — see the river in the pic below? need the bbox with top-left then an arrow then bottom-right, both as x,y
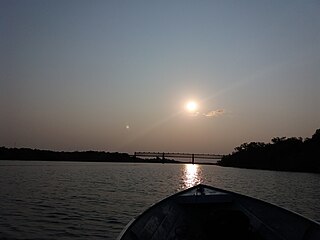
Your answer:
0,161 -> 319,239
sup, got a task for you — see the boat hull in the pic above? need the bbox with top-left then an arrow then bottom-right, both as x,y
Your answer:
118,184 -> 320,240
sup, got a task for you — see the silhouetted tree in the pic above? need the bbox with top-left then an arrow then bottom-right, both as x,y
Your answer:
218,129 -> 320,173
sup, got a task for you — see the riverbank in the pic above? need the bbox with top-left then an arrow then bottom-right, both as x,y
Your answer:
2,127 -> 319,172
0,147 -> 179,164
217,129 -> 320,173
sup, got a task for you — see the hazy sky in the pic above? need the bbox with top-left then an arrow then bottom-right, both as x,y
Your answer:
1,0 -> 319,154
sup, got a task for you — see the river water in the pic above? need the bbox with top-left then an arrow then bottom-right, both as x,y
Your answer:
0,161 -> 319,239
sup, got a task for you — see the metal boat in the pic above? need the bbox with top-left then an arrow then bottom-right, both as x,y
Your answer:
118,184 -> 320,240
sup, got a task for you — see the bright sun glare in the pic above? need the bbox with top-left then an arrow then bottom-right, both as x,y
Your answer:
185,101 -> 198,112
184,164 -> 200,188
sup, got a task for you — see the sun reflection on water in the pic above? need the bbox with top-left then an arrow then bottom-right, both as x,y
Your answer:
182,164 -> 202,189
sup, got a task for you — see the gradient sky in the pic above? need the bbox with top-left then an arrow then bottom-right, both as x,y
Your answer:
1,0 -> 319,154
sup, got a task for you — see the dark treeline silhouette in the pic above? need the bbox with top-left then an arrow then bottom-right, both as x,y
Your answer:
0,147 -> 178,164
218,129 -> 320,173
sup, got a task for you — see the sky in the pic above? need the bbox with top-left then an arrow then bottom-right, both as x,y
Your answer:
1,0 -> 319,154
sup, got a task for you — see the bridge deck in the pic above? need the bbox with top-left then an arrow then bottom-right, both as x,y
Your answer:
134,152 -> 223,159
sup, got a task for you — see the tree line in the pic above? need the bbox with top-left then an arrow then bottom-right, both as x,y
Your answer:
0,147 -> 178,164
0,148 -> 134,162
218,129 -> 320,173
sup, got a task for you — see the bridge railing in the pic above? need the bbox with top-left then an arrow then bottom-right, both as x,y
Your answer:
134,151 -> 224,164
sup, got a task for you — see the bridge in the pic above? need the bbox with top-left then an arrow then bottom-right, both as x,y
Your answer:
134,152 -> 224,164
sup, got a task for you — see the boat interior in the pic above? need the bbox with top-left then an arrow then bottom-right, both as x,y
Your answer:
120,186 -> 320,240
121,190 -> 265,239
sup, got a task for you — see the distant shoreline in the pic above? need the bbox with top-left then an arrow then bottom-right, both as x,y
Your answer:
0,147 -> 180,164
0,157 -> 217,166
0,147 -> 221,165
218,129 -> 320,174
2,127 -> 319,174
0,147 -> 220,165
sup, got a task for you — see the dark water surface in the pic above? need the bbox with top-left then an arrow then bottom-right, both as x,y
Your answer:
0,161 -> 319,239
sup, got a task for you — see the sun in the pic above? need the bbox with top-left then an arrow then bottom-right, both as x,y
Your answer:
185,101 -> 198,112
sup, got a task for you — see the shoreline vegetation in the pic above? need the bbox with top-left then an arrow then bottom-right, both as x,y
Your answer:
218,129 -> 320,173
0,129 -> 319,173
0,147 -> 179,164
